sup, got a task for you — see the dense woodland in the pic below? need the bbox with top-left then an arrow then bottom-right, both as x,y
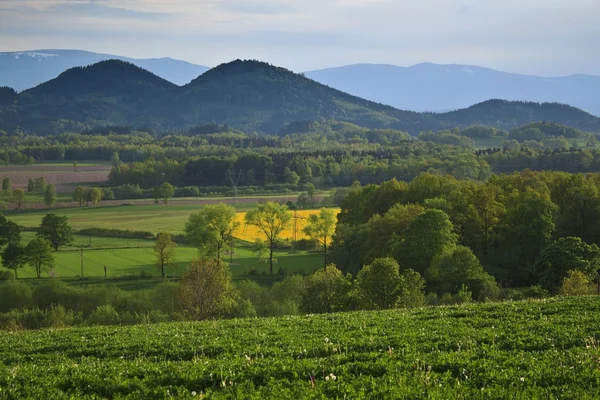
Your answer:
2,59 -> 600,135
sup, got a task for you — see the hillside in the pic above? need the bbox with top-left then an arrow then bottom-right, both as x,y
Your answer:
0,50 -> 209,90
306,63 -> 600,116
2,59 -> 600,135
1,297 -> 599,398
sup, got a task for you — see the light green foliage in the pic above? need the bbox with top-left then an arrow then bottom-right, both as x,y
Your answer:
245,202 -> 292,274
302,208 -> 336,267
356,258 -> 401,310
153,232 -> 176,278
159,182 -> 175,204
396,269 -> 426,308
559,270 -> 593,296
300,264 -> 352,314
178,259 -> 236,320
89,187 -> 103,206
185,203 -> 239,261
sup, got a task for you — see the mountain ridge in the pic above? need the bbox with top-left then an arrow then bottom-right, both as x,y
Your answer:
0,49 -> 209,91
305,63 -> 600,116
1,59 -> 600,135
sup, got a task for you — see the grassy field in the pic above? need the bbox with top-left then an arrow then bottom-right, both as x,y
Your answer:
1,296 -> 599,398
7,204 -> 339,238
14,232 -> 324,281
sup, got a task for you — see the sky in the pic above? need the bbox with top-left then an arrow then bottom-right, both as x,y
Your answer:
0,0 -> 599,76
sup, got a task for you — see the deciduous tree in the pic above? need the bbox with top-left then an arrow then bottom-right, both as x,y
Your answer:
25,237 -> 55,278
43,184 -> 57,208
37,214 -> 73,251
245,202 -> 292,275
1,243 -> 26,279
154,232 -> 176,278
303,208 -> 336,268
185,203 -> 239,261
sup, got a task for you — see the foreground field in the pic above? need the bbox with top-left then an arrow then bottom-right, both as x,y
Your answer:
0,296 -> 599,398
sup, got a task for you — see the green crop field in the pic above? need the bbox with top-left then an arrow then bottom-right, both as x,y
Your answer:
1,296 -> 599,399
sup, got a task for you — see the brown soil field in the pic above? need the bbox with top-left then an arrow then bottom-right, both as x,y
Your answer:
0,164 -> 111,193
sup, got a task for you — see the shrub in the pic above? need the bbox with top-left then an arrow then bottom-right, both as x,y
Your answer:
32,280 -> 79,311
88,305 -> 121,326
560,270 -> 593,296
0,281 -> 32,312
0,268 -> 14,281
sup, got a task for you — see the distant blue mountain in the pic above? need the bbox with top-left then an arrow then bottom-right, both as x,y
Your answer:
0,49 -> 209,91
305,63 -> 600,116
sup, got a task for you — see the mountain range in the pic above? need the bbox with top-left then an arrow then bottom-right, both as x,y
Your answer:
2,50 -> 600,118
305,63 -> 600,117
0,50 -> 209,91
1,59 -> 600,135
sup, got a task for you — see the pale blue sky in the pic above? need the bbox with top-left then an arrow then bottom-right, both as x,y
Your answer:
0,0 -> 598,75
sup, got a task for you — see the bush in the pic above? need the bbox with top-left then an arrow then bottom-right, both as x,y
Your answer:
560,270 -> 593,296
505,285 -> 550,301
32,280 -> 79,310
88,305 -> 121,326
151,282 -> 181,314
0,281 -> 32,312
77,228 -> 155,240
0,268 -> 14,281
46,305 -> 78,328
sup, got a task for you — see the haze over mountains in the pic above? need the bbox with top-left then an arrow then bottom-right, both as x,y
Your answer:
305,63 -> 600,117
0,50 -> 209,91
1,59 -> 600,136
2,50 -> 599,119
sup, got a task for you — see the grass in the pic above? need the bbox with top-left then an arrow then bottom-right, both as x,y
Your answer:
14,232 -> 324,281
1,296 -> 599,398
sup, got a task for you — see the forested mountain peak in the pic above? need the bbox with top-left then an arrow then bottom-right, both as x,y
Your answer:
441,99 -> 600,132
23,59 -> 177,98
0,87 -> 18,105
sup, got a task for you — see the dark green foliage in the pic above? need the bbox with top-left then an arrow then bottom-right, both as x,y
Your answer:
3,60 -> 600,135
37,214 -> 74,250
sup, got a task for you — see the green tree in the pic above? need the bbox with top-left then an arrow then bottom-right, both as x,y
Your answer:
1,243 -> 27,279
159,182 -> 175,204
497,189 -> 557,286
12,189 -> 25,209
300,264 -> 352,313
89,187 -> 103,206
43,184 -> 57,208
72,186 -> 87,206
283,167 -> 300,184
430,245 -> 498,300
559,270 -> 592,296
534,237 -> 600,294
185,203 -> 239,261
2,178 -> 11,192
395,209 -> 458,278
245,202 -> 292,275
37,214 -> 73,251
396,269 -> 426,308
0,213 -> 20,247
34,177 -> 46,193
303,208 -> 336,268
27,178 -> 34,193
25,237 -> 55,278
154,232 -> 176,278
178,259 -> 236,319
356,258 -> 402,310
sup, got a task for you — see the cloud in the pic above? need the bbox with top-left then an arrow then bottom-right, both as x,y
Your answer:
0,0 -> 599,75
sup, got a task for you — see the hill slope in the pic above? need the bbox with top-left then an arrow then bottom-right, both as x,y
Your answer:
1,297 -> 599,398
305,63 -> 600,116
0,49 -> 209,90
2,59 -> 600,135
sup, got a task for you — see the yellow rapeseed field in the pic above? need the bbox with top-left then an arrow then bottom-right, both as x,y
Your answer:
234,208 -> 340,243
